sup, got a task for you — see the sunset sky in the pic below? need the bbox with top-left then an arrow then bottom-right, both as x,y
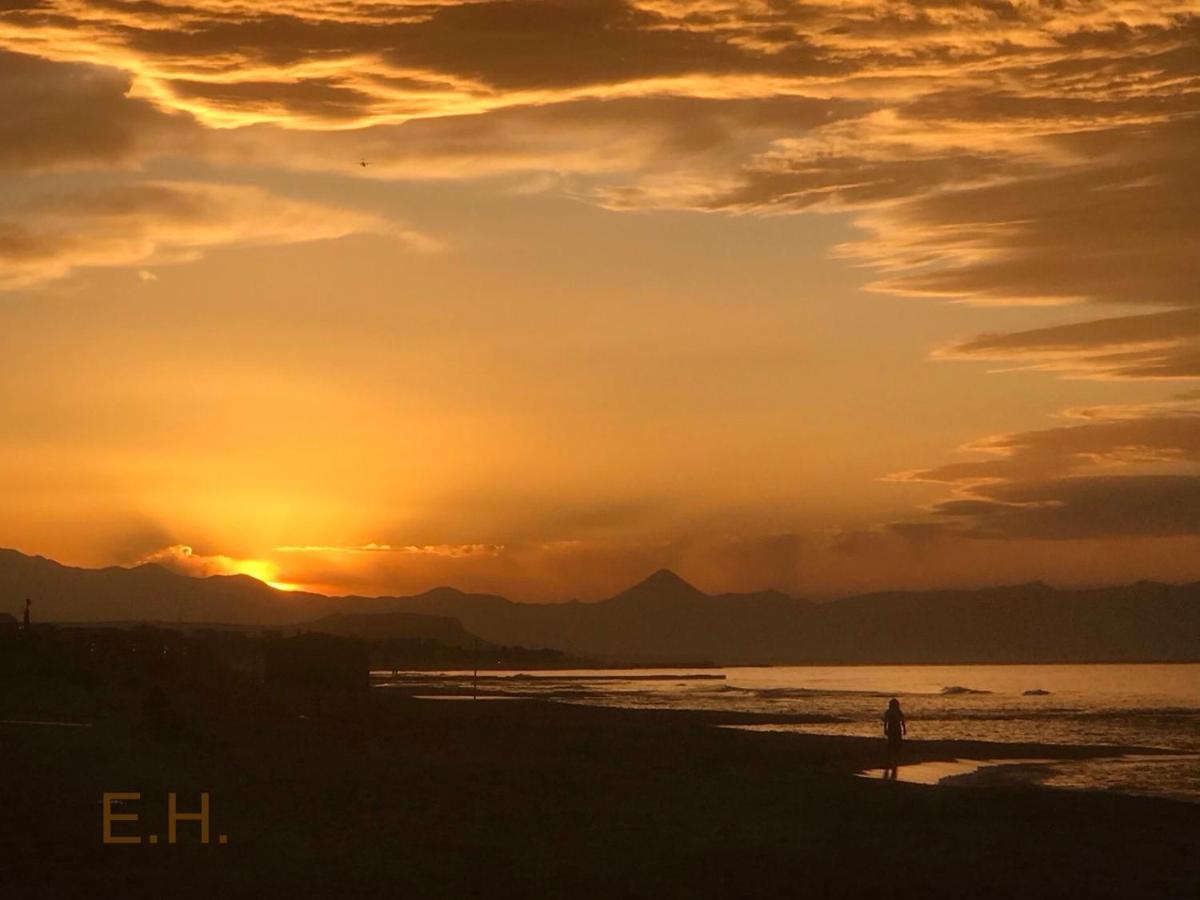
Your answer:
2,0 -> 1198,599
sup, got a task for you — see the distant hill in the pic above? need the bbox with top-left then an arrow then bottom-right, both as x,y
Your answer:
0,548 -> 301,623
398,569 -> 809,662
0,548 -> 482,644
793,581 -> 1200,664
393,570 -> 1200,663
2,547 -> 1199,664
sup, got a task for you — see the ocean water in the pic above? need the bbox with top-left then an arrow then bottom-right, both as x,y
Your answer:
376,664 -> 1200,801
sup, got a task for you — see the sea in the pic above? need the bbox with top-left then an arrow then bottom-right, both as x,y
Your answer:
376,663 -> 1200,802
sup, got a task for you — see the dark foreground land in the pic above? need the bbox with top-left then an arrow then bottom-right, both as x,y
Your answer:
2,677 -> 1198,900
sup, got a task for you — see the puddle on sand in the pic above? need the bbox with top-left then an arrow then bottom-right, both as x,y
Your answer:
857,758 -> 1054,785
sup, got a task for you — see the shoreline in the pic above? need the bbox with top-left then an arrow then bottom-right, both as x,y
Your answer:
381,670 -> 1200,803
370,658 -> 1200,672
859,754 -> 1200,801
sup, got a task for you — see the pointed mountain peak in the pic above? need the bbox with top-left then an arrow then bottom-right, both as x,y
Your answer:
609,568 -> 705,604
640,568 -> 694,589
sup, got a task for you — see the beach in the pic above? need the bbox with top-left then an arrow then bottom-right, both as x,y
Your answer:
2,676 -> 1199,899
383,664 -> 1200,801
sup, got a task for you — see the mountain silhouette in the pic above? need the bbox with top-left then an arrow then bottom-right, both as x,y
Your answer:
396,568 -> 805,660
2,547 -> 1199,663
608,568 -> 707,606
792,581 -> 1200,664
0,547 -> 474,641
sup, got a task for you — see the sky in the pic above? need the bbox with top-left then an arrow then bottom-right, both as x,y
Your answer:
1,0 -> 1198,600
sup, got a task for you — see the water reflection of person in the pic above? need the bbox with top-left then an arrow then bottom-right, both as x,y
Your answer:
882,697 -> 907,780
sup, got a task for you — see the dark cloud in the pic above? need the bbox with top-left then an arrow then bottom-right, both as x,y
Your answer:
893,398 -> 1200,539
168,77 -> 376,122
0,50 -> 195,172
93,0 -> 838,93
936,475 -> 1200,540
863,119 -> 1200,309
939,309 -> 1200,380
943,310 -> 1199,355
898,409 -> 1200,485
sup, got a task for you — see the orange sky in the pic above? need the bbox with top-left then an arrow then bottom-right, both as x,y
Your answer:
1,0 -> 1198,599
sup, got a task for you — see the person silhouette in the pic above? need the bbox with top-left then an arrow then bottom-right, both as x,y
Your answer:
22,597 -> 31,630
882,697 -> 906,779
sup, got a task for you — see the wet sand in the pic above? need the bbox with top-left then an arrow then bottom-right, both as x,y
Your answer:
856,757 -> 1059,785
2,679 -> 1198,899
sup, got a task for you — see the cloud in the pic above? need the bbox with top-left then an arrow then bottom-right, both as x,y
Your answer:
577,14 -> 1200,388
275,543 -> 503,557
0,180 -> 428,289
0,0 -> 830,131
6,1 -> 1197,245
844,119 -> 1200,308
5,1 -> 1191,169
212,94 -> 859,180
895,405 -> 1200,486
889,397 -> 1200,539
935,309 -> 1200,381
0,50 -> 196,173
931,475 -> 1200,540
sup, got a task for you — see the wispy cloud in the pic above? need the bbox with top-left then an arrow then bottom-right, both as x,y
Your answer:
0,180 -> 429,289
275,543 -> 503,557
888,397 -> 1200,539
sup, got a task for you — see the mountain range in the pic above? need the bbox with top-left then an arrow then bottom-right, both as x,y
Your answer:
3,547 -> 1198,664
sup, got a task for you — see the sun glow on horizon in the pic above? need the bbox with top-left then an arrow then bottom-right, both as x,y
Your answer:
135,544 -> 303,592
207,555 -> 309,593
265,578 -> 304,592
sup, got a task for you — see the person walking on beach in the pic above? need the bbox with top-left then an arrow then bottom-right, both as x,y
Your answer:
882,697 -> 906,779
